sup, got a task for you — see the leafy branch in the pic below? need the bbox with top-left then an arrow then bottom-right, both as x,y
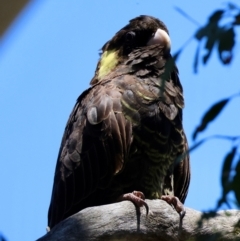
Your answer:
174,2 -> 240,72
187,82 -> 240,210
173,3 -> 240,210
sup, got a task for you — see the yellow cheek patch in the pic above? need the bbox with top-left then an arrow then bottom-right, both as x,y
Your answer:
98,51 -> 118,79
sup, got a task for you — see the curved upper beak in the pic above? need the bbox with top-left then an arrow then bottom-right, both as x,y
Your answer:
147,28 -> 171,50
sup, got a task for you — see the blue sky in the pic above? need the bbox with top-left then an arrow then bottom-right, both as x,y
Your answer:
1,1 -> 240,240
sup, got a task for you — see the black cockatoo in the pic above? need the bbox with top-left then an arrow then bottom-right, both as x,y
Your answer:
48,15 -> 190,229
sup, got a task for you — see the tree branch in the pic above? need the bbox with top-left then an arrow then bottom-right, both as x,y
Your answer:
37,199 -> 240,241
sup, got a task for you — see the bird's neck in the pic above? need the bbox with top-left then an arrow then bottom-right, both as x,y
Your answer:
98,50 -> 119,78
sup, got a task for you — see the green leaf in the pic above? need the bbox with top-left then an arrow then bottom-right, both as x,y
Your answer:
208,10 -> 224,22
203,25 -> 224,64
218,27 -> 235,64
221,147 -> 237,193
193,98 -> 230,140
217,146 -> 237,209
232,158 -> 240,206
194,9 -> 225,66
234,14 -> 240,25
195,26 -> 208,40
218,28 -> 235,51
195,11 -> 223,40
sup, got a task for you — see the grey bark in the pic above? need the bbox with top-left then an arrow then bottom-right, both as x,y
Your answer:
37,199 -> 240,241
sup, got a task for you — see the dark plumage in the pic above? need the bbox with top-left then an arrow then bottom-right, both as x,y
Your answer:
48,15 -> 190,229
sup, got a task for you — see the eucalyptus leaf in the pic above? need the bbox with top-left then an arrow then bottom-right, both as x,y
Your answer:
193,98 -> 229,140
221,147 -> 237,193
